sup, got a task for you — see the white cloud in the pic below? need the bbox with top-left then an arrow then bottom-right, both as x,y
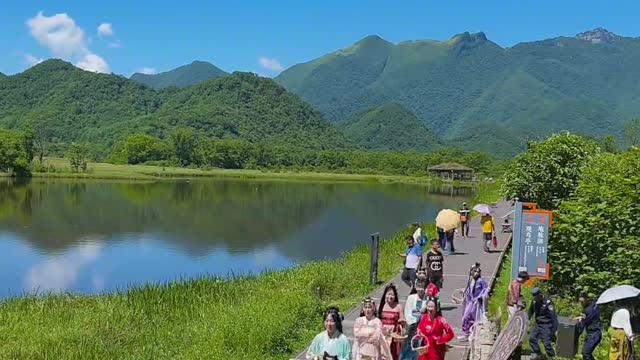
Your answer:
77,53 -> 110,73
25,241 -> 103,293
137,67 -> 155,75
25,11 -> 110,73
108,40 -> 121,48
25,53 -> 44,66
97,23 -> 114,36
258,56 -> 285,72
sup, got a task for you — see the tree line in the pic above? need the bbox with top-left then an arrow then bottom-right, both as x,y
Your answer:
105,129 -> 504,176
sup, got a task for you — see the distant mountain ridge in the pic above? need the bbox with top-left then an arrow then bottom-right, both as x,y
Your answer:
0,59 -> 351,157
339,103 -> 441,152
130,60 -> 228,89
275,28 -> 640,156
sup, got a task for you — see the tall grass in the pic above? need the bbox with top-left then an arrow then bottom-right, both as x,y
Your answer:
0,229 -> 412,359
26,157 -> 479,186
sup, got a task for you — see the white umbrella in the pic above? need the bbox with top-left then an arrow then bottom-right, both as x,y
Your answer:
596,285 -> 640,305
473,204 -> 493,215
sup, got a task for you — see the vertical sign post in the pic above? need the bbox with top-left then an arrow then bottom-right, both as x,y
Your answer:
511,202 -> 524,280
370,232 -> 380,285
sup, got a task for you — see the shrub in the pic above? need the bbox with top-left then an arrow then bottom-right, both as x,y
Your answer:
549,149 -> 640,295
501,133 -> 601,210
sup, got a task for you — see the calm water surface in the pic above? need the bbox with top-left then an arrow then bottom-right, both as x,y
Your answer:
0,178 -> 473,297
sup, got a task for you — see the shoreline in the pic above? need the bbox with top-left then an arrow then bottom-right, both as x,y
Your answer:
2,157 -> 483,187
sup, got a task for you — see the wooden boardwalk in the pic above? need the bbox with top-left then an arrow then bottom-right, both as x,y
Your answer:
295,200 -> 514,360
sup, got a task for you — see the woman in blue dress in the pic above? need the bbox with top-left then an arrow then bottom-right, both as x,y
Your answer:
306,307 -> 352,360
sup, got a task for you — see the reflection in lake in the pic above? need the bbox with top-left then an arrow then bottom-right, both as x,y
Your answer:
0,178 -> 473,297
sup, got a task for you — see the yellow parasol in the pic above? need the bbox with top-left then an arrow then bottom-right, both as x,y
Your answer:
435,209 -> 461,231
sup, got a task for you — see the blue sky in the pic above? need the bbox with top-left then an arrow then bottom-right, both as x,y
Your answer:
2,0 -> 639,77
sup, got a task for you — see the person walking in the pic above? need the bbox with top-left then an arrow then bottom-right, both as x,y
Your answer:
459,203 -> 470,237
399,235 -> 422,291
423,241 -> 444,290
353,297 -> 392,360
480,213 -> 495,253
402,279 -> 429,360
574,292 -> 602,360
459,263 -> 489,341
609,302 -> 634,360
528,288 -> 558,360
416,298 -> 455,360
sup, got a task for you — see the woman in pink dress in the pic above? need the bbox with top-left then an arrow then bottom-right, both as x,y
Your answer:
416,298 -> 454,360
353,297 -> 393,360
377,284 -> 406,360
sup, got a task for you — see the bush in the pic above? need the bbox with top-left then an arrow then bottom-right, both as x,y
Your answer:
502,133 -> 601,210
549,149 -> 640,295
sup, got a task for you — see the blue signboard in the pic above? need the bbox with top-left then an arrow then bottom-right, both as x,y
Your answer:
511,202 -> 552,280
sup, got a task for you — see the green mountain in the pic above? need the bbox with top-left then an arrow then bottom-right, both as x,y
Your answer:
130,60 -> 228,89
276,28 -> 640,156
0,59 -> 351,157
339,103 -> 440,151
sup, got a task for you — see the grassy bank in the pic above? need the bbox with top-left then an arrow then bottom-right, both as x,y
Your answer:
0,230 -> 409,359
1,157 -> 485,187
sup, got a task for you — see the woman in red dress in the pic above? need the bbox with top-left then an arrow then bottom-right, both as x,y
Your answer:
416,298 -> 454,360
378,284 -> 406,360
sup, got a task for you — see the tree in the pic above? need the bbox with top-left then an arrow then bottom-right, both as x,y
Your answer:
170,128 -> 197,166
33,125 -> 53,164
20,122 -> 35,164
67,143 -> 88,172
601,135 -> 618,154
624,118 -> 640,148
549,150 -> 640,295
501,133 -> 601,210
123,133 -> 168,164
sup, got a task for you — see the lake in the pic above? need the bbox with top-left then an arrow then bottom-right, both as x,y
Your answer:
0,177 -> 473,298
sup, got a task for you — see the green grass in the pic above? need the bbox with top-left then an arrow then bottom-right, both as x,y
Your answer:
11,157 -> 481,187
0,229 -> 413,359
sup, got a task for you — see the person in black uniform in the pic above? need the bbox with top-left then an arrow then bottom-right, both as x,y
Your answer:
528,288 -> 558,360
575,292 -> 602,360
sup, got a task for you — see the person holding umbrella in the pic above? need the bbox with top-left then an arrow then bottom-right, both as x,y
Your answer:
597,285 -> 640,360
435,209 -> 460,255
472,204 -> 494,253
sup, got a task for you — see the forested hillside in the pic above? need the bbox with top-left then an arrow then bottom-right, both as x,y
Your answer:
339,103 -> 441,151
0,60 -> 351,158
276,28 -> 640,155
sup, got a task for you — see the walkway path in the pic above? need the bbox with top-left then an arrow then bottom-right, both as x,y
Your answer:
295,200 -> 514,360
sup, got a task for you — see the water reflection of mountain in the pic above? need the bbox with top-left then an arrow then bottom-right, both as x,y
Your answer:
0,178 -> 473,259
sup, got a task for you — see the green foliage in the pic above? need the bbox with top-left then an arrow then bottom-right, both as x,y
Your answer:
67,143 -> 89,172
0,60 -> 351,160
624,118 -> 640,148
130,60 -> 228,90
276,32 -> 640,156
169,128 -> 198,166
549,149 -> 640,295
121,133 -> 169,164
501,133 -> 601,210
601,134 -> 619,154
339,103 -> 441,152
0,128 -> 31,174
